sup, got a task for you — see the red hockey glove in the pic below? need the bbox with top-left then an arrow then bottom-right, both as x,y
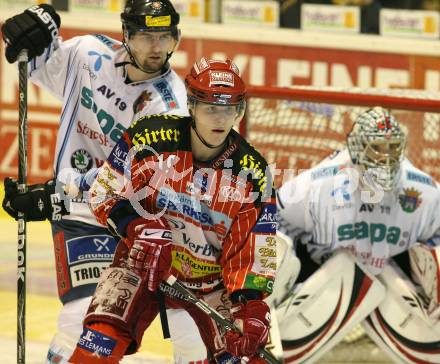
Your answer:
125,217 -> 173,292
224,300 -> 271,358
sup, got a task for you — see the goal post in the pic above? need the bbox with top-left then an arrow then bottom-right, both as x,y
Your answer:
242,85 -> 440,186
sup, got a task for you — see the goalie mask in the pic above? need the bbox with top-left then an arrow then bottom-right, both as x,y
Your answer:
185,58 -> 247,148
347,107 -> 406,191
120,0 -> 180,74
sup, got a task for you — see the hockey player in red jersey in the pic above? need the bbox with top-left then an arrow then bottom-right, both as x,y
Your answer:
68,58 -> 277,364
1,1 -> 190,362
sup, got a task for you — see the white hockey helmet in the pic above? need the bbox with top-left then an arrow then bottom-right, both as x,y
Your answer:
347,107 -> 406,191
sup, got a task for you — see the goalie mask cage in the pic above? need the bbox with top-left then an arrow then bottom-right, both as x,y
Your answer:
242,86 -> 440,364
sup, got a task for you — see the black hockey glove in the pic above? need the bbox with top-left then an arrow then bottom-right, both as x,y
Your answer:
2,177 -> 68,222
1,4 -> 61,63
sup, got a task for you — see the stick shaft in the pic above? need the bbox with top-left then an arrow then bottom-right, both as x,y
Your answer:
163,276 -> 281,364
17,49 -> 28,364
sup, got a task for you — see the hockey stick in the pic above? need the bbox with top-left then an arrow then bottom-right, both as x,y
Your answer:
17,49 -> 29,364
162,275 -> 281,364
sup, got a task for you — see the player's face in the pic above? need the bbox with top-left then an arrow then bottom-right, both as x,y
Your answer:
127,30 -> 177,72
358,138 -> 405,191
193,102 -> 241,146
364,139 -> 404,167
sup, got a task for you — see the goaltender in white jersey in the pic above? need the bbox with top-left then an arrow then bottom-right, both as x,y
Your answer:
275,107 -> 440,364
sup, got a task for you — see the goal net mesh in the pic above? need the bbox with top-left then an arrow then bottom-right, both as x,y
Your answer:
242,86 -> 440,363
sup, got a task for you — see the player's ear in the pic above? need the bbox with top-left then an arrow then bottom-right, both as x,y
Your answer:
234,101 -> 246,124
122,26 -> 129,43
187,100 -> 195,118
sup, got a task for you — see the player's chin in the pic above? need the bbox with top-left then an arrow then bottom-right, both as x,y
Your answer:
141,59 -> 164,73
208,134 -> 227,145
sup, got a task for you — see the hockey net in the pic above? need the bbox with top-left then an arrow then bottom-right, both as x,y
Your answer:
242,86 -> 440,363
243,85 -> 440,189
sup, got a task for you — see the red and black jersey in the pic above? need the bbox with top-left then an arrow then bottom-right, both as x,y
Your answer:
89,114 -> 276,295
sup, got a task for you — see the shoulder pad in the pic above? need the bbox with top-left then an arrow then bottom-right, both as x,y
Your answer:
310,165 -> 342,181
309,149 -> 351,181
92,34 -> 121,51
153,78 -> 182,112
405,169 -> 436,188
127,114 -> 190,152
233,133 -> 273,202
130,114 -> 189,129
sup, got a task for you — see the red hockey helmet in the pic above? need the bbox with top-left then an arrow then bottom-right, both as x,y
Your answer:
185,58 -> 246,106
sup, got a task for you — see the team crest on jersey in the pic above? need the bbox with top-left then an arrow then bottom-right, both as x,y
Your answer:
398,187 -> 422,213
133,90 -> 153,114
71,149 -> 93,173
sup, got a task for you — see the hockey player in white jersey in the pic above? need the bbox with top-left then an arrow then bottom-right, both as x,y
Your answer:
0,1 -> 201,363
275,107 -> 440,363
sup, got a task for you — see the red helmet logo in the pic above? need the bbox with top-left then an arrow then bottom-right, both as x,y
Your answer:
185,57 -> 246,105
209,71 -> 234,87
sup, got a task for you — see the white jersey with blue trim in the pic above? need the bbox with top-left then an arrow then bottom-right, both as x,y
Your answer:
277,149 -> 440,275
28,34 -> 189,226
